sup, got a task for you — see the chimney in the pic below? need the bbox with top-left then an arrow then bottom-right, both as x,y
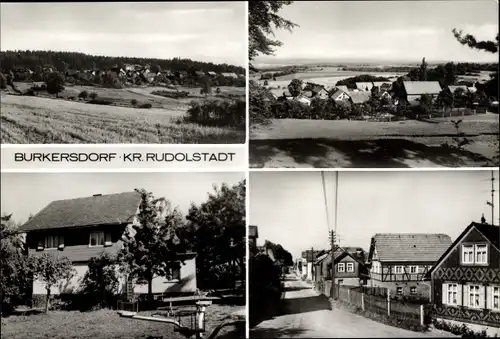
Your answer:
93,194 -> 102,197
481,214 -> 486,224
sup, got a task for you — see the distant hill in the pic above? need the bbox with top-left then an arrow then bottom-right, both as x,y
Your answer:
0,50 -> 245,74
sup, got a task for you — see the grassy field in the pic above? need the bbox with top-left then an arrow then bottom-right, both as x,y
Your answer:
1,85 -> 245,143
0,305 -> 245,339
250,114 -> 499,168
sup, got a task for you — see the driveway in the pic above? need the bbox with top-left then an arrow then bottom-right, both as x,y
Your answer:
250,275 -> 454,338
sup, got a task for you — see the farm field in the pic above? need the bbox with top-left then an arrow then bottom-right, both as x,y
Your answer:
251,67 -> 406,88
1,84 -> 246,144
250,114 -> 499,168
0,305 -> 245,339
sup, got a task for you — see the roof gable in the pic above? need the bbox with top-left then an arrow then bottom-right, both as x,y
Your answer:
429,222 -> 499,275
373,233 -> 452,262
20,192 -> 142,232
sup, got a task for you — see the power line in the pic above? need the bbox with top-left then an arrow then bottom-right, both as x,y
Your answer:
321,171 -> 331,232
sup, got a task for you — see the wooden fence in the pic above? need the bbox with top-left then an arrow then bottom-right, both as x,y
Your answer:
315,283 -> 430,326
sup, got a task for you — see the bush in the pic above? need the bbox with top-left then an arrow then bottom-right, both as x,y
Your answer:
131,99 -> 138,106
89,92 -> 98,100
78,90 -> 89,99
138,103 -> 152,108
88,99 -> 113,105
80,252 -> 119,310
184,98 -> 245,128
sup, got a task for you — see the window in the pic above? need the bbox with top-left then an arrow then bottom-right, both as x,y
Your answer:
462,245 -> 474,264
493,286 -> 499,310
167,265 -> 181,281
347,263 -> 354,272
410,287 -> 417,295
462,244 -> 488,265
45,235 -> 63,249
89,231 -> 104,247
468,285 -> 481,308
475,245 -> 487,264
395,266 -> 403,274
447,284 -> 458,305
396,287 -> 403,295
338,263 -> 345,272
410,266 -> 418,274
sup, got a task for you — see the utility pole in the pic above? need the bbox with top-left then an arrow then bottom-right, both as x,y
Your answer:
330,230 -> 337,299
486,171 -> 495,225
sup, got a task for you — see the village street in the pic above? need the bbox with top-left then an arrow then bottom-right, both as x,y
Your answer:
250,275 -> 454,338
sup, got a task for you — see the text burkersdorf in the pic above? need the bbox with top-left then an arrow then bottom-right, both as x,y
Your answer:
14,152 -> 236,163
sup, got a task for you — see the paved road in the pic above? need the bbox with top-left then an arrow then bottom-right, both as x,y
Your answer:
250,275 -> 454,338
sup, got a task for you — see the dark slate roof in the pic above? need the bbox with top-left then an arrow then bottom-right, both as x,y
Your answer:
429,222 -> 498,275
249,225 -> 258,238
473,222 -> 499,250
20,192 -> 141,232
373,233 -> 452,262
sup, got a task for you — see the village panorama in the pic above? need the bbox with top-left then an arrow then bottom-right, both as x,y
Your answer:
0,2 -> 246,144
249,1 -> 499,168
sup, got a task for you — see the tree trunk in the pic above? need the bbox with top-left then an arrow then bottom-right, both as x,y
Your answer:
45,286 -> 50,313
147,270 -> 153,301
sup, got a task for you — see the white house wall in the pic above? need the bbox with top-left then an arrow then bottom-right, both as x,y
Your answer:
33,263 -> 89,295
133,257 -> 197,294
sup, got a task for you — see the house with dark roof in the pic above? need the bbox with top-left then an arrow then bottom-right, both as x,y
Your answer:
367,233 -> 452,298
428,221 -> 500,331
20,192 -> 197,300
314,247 -> 369,287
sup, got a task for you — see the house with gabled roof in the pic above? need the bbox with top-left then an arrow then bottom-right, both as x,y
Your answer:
330,88 -> 351,102
402,81 -> 442,105
314,247 -> 369,287
367,233 -> 452,298
20,192 -> 197,303
356,82 -> 374,91
348,91 -> 371,105
221,72 -> 238,79
428,220 -> 500,331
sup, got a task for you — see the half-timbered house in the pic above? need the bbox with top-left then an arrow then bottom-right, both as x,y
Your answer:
428,221 -> 500,330
367,233 -> 452,298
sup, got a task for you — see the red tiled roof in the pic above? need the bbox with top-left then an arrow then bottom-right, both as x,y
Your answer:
373,233 -> 452,262
20,192 -> 141,232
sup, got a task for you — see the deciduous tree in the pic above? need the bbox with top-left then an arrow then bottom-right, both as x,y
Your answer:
31,253 -> 75,312
249,1 -> 298,70
45,72 -> 65,98
287,79 -> 303,98
118,189 -> 186,301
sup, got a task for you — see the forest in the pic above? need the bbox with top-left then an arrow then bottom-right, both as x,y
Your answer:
0,50 -> 245,74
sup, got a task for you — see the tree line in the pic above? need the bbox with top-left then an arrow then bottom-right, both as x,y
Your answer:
1,180 -> 245,314
0,50 -> 245,74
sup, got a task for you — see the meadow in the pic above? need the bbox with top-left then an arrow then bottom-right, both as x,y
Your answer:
0,305 -> 245,339
1,84 -> 246,144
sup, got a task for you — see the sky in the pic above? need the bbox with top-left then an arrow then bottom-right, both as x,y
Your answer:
250,170 -> 500,259
1,172 -> 244,225
0,2 -> 246,66
254,0 -> 499,66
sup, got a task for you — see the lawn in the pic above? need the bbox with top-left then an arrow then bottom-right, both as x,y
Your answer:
0,94 -> 245,144
0,305 -> 245,339
250,114 -> 499,168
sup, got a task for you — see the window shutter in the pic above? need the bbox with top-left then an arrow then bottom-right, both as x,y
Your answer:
457,284 -> 463,306
486,286 -> 492,310
442,283 -> 447,305
479,285 -> 486,309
